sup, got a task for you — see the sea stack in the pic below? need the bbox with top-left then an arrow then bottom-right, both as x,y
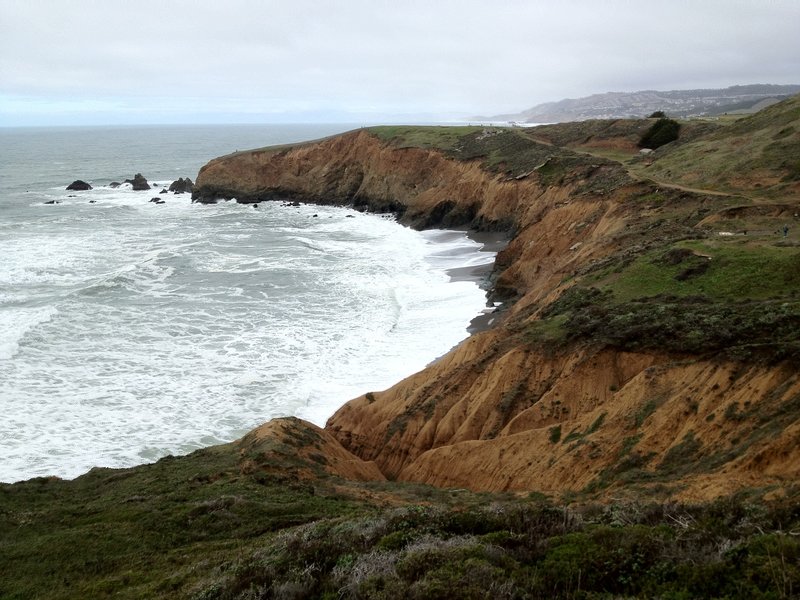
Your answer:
124,173 -> 151,190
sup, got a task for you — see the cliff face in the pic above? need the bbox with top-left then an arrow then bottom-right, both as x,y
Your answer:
330,341 -> 800,500
194,119 -> 800,502
195,129 -> 549,232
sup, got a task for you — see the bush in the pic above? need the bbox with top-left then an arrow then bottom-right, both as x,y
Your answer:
639,118 -> 681,149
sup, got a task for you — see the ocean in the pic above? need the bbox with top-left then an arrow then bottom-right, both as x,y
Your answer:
0,124 -> 494,483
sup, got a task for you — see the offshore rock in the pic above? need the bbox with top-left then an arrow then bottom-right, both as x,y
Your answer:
169,177 -> 194,194
124,173 -> 150,190
66,180 -> 92,191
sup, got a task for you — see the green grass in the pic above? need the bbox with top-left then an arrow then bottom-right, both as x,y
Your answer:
522,313 -> 569,344
643,94 -> 800,195
591,241 -> 800,302
368,125 -> 627,182
369,125 -> 485,152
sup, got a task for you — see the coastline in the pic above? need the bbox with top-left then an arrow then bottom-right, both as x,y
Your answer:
5,107 -> 800,598
289,212 -> 509,431
392,226 -> 509,335
0,201 -> 504,484
451,229 -> 510,333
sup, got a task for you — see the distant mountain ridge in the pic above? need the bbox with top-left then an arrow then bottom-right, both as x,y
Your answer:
486,84 -> 800,123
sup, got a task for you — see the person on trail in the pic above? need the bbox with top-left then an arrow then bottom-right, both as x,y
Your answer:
783,225 -> 789,238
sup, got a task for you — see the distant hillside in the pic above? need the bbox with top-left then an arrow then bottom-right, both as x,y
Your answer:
487,84 -> 800,123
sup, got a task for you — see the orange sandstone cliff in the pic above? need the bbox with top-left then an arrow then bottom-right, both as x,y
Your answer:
194,108 -> 800,502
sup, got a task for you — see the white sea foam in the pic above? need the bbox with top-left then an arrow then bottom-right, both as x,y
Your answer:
0,197 -> 495,483
0,306 -> 58,360
0,128 -> 499,483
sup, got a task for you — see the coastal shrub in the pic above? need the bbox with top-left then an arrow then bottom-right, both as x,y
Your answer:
537,286 -> 800,363
648,110 -> 667,119
639,117 -> 681,149
5,475 -> 800,599
586,412 -> 607,434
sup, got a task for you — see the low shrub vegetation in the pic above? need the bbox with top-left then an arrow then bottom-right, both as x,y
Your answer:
536,286 -> 800,363
4,443 -> 798,599
190,498 -> 800,599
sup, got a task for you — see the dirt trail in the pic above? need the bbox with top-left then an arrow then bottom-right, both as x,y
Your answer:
635,177 -> 739,198
575,146 -> 749,200
527,132 -> 752,201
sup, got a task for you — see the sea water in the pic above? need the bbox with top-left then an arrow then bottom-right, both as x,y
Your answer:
0,125 -> 494,482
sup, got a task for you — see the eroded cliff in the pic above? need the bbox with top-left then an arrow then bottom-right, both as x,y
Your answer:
194,113 -> 800,502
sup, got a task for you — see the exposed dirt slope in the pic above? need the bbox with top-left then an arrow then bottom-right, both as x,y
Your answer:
194,107 -> 800,502
238,417 -> 385,482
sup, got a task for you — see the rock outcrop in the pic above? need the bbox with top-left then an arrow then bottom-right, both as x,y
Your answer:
66,180 -> 92,191
193,129 -> 550,231
124,173 -> 150,190
193,112 -> 800,502
169,177 -> 194,194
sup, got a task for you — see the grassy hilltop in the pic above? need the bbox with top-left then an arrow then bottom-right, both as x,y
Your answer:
4,96 -> 800,599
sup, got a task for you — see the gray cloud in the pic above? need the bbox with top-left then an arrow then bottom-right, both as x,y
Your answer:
1,0 -> 798,124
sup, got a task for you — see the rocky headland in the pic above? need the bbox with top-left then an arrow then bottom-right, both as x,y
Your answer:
3,96 -> 799,599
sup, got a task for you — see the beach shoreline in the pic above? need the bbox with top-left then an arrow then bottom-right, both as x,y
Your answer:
451,229 -> 510,333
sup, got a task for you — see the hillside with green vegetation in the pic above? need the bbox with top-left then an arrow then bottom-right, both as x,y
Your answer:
370,125 -> 611,179
519,96 -> 800,363
2,435 -> 798,599
527,234 -> 800,363
637,95 -> 800,197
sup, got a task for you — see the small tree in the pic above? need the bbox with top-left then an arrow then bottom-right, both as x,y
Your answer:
648,110 -> 666,118
639,118 -> 680,149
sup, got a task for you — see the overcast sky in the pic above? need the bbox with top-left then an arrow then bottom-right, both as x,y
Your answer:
1,0 -> 798,126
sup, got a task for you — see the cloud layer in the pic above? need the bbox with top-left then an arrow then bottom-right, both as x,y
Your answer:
1,0 -> 798,125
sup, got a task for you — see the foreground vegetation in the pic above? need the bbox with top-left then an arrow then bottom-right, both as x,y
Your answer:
199,495 -> 800,600
2,444 -> 799,599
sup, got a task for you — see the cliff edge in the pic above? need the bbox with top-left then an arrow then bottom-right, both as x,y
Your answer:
194,100 -> 800,503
